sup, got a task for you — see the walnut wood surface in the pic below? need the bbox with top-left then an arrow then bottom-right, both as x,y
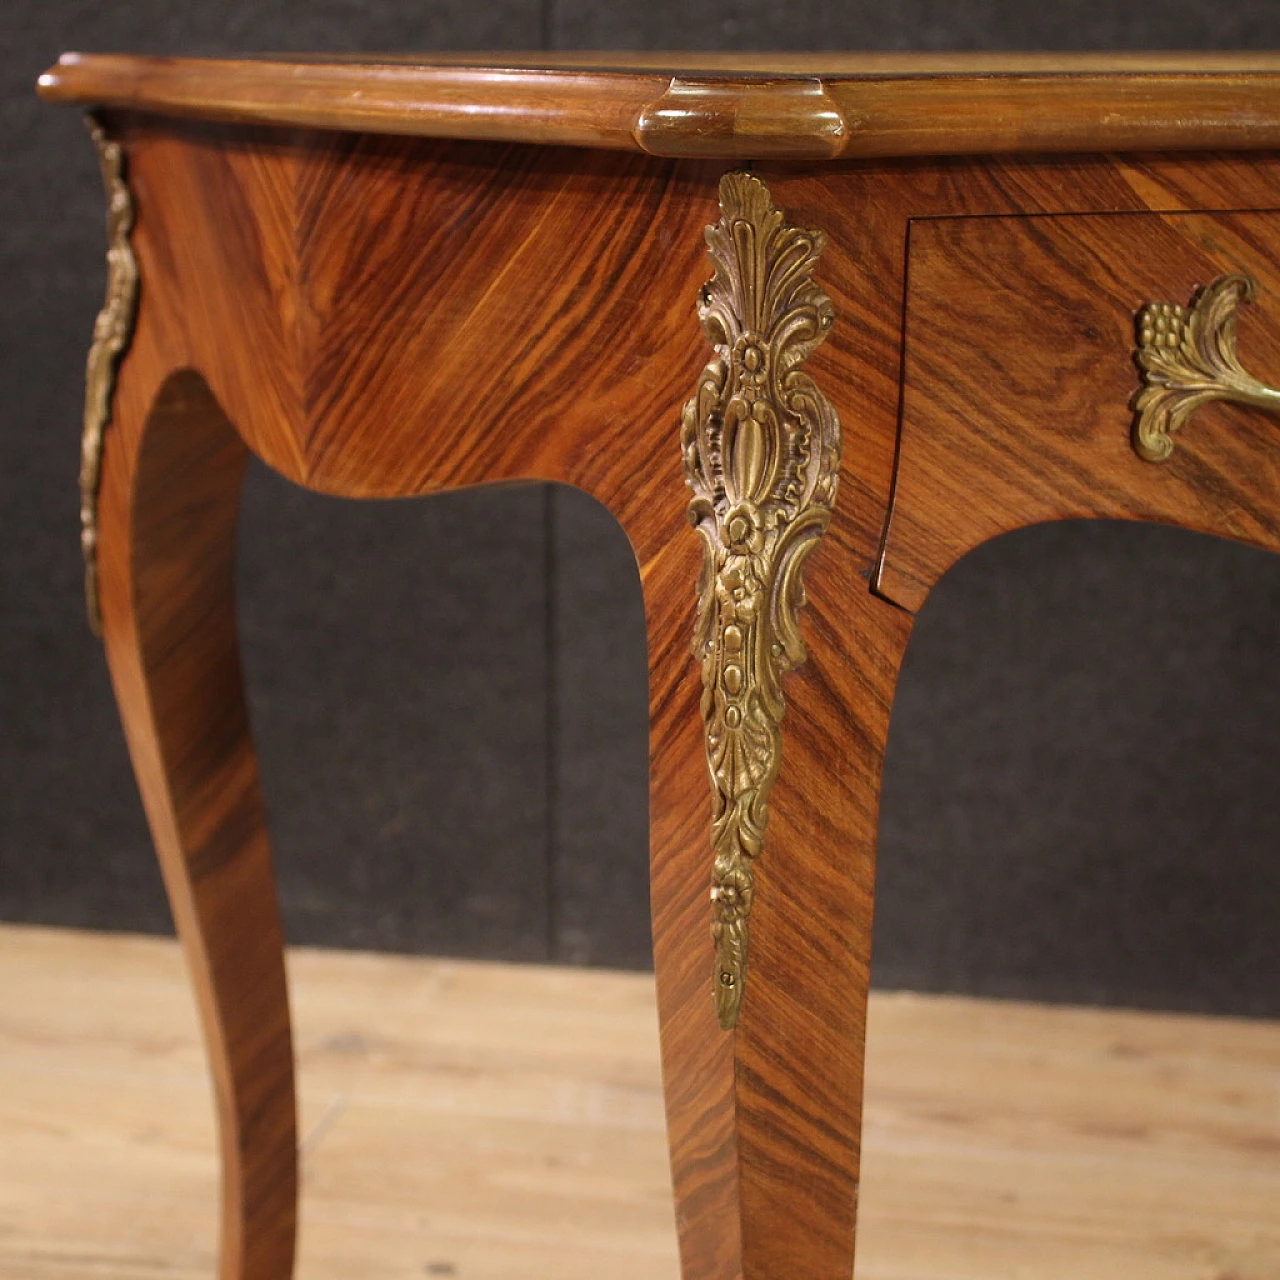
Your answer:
37,54 -> 1280,160
52,93 -> 1280,1280
864,165 -> 1280,607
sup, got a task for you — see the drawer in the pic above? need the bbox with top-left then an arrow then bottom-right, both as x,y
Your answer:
876,209 -> 1280,611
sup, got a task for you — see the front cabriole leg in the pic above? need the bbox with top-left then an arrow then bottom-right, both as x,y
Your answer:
655,171 -> 911,1280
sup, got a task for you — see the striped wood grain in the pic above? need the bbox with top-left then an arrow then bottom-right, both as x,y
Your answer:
884,208 -> 1280,605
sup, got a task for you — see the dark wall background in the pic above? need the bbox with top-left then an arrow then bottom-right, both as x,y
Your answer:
4,1 -> 1280,1016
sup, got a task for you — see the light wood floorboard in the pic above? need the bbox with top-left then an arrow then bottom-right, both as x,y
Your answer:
0,924 -> 1276,1278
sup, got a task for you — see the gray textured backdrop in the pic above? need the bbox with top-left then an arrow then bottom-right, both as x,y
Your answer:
4,2 -> 1280,1016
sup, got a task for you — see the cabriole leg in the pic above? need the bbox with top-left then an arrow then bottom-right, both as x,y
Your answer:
651,166 -> 915,1278
649,558 -> 912,1280
97,369 -> 297,1280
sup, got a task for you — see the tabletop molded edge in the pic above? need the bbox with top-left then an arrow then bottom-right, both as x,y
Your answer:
37,52 -> 1280,159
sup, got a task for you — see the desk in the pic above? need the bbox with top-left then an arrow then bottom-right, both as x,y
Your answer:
37,53 -> 1280,1280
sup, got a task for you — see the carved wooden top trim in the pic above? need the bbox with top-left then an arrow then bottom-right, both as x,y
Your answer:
39,53 -> 1280,160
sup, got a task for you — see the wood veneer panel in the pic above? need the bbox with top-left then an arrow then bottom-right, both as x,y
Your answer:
289,135 -> 716,508
116,118 -> 306,483
880,208 -> 1280,609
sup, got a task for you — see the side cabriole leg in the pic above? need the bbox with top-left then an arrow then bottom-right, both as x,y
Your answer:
97,366 -> 297,1280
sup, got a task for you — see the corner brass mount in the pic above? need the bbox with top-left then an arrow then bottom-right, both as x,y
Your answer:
682,171 -> 841,1030
81,115 -> 140,634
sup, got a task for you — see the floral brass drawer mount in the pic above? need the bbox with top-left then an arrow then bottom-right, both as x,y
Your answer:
1134,273 -> 1280,462
682,171 -> 841,1030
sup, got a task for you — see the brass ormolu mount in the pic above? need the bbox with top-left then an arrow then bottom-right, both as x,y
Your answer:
682,171 -> 841,1030
81,115 -> 140,634
1134,273 -> 1280,462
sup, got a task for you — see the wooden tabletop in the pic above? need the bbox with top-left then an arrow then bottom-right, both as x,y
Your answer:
37,52 -> 1280,159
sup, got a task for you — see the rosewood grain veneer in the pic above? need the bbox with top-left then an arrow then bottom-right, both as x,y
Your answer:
37,53 -> 1280,1280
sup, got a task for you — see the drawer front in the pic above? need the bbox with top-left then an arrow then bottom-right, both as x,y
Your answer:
877,209 -> 1280,611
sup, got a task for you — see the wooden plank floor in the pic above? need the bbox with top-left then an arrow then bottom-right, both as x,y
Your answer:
0,924 -> 1276,1279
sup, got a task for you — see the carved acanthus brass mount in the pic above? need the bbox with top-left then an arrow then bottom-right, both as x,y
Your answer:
81,115 -> 140,634
682,171 -> 841,1030
1134,273 -> 1280,462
